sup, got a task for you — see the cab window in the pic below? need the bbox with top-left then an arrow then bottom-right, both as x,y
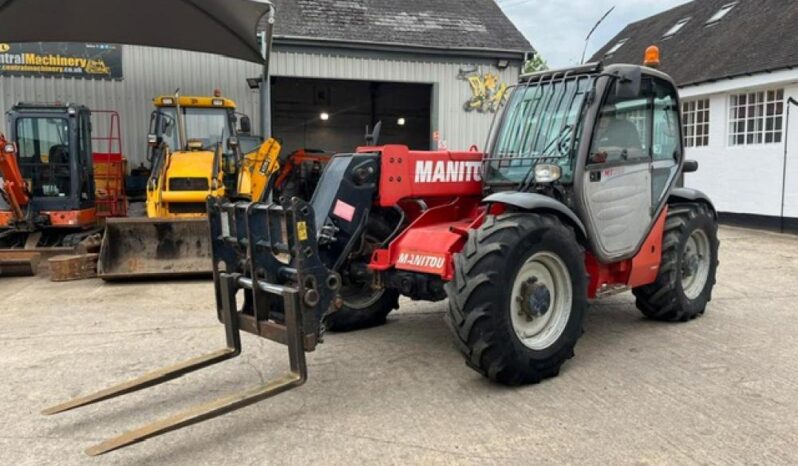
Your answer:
589,81 -> 651,165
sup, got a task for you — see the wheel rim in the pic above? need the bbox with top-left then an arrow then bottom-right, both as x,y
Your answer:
341,233 -> 384,310
681,228 -> 711,300
510,252 -> 573,350
341,285 -> 385,309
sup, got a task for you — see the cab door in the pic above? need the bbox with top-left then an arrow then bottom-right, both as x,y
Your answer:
581,78 -> 654,260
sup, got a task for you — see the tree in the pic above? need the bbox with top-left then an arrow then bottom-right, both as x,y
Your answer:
523,54 -> 548,74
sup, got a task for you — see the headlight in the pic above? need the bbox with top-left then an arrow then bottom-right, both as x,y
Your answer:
161,97 -> 174,105
212,99 -> 225,107
534,164 -> 562,183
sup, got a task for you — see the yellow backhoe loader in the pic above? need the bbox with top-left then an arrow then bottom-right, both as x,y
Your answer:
97,93 -> 282,279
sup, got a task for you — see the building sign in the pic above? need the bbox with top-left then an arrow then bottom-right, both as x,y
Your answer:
459,68 -> 509,113
0,42 -> 122,80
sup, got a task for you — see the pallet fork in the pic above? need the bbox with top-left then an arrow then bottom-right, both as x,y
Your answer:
43,197 -> 338,455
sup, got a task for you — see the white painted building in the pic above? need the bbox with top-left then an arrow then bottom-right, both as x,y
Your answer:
679,71 -> 798,224
595,0 -> 798,230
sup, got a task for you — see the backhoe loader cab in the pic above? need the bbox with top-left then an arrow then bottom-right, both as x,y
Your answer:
146,95 -> 241,217
1,103 -> 97,247
46,61 -> 720,455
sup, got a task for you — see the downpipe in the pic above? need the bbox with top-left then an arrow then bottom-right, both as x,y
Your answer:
781,97 -> 798,233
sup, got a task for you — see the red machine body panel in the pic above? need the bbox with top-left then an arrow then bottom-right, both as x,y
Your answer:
360,145 -> 667,294
44,208 -> 98,228
0,134 -> 30,222
358,145 -> 484,206
585,207 -> 668,298
0,211 -> 12,227
370,197 -> 485,281
361,145 -> 485,281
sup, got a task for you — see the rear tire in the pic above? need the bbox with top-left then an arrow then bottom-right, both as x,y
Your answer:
633,203 -> 719,322
446,213 -> 588,386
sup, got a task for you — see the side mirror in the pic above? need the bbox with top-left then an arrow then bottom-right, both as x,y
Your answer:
683,159 -> 699,173
147,133 -> 158,147
615,68 -> 642,100
228,137 -> 240,150
239,116 -> 251,134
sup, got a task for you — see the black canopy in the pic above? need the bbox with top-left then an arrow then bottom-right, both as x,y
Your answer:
0,0 -> 272,64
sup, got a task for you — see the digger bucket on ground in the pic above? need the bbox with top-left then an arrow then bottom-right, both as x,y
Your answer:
98,217 -> 213,280
43,197 -> 339,455
0,250 -> 41,276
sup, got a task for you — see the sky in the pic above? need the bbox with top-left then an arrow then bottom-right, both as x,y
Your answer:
499,0 -> 692,67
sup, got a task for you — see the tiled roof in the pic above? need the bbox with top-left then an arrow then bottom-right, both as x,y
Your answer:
592,0 -> 798,86
267,0 -> 533,54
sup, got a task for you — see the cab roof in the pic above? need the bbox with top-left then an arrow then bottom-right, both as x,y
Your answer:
153,96 -> 237,109
10,102 -> 90,115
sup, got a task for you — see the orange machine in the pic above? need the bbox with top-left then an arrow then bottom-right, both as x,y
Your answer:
0,103 -> 109,253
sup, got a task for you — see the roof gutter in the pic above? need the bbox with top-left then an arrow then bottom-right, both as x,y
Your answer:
679,65 -> 798,88
273,35 -> 530,61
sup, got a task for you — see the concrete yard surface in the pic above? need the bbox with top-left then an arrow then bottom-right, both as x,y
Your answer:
1,226 -> 797,465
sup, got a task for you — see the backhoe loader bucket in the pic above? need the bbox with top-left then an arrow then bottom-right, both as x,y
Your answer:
97,217 -> 213,280
43,196 -> 339,455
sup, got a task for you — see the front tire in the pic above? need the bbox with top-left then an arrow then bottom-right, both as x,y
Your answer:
446,213 -> 588,386
633,202 -> 719,321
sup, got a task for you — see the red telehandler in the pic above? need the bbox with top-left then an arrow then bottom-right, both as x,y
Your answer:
45,54 -> 719,455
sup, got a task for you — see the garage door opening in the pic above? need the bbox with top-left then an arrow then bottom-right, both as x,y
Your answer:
272,78 -> 432,154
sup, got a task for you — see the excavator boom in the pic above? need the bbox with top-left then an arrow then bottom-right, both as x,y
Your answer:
0,134 -> 30,222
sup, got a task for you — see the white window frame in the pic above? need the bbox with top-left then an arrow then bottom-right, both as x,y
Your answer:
728,89 -> 784,146
605,38 -> 629,57
682,98 -> 710,148
664,17 -> 691,38
706,2 -> 737,25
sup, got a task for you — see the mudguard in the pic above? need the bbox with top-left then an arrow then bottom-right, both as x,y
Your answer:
483,191 -> 587,238
669,187 -> 716,217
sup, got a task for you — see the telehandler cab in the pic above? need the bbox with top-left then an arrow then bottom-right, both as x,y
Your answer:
45,57 -> 719,455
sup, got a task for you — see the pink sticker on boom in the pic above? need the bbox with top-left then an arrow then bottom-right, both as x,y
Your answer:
333,200 -> 356,222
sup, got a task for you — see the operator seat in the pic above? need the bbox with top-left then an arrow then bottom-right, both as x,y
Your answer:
596,117 -> 644,162
48,144 -> 71,195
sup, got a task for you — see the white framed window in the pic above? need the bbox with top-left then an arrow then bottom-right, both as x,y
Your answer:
728,89 -> 784,146
605,38 -> 629,57
682,99 -> 710,147
664,17 -> 691,38
706,2 -> 737,25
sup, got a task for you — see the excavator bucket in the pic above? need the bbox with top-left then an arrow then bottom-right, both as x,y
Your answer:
0,250 -> 41,276
44,196 -> 339,455
97,217 -> 213,280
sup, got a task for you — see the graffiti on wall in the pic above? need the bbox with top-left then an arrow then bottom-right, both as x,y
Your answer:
458,67 -> 509,113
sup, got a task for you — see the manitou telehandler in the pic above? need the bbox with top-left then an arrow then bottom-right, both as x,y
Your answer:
45,50 -> 719,456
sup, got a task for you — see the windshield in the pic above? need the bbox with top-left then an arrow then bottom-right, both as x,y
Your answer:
486,75 -> 593,184
15,116 -> 71,197
158,107 -> 233,151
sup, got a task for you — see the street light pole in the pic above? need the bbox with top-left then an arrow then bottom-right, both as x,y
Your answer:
581,6 -> 615,63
